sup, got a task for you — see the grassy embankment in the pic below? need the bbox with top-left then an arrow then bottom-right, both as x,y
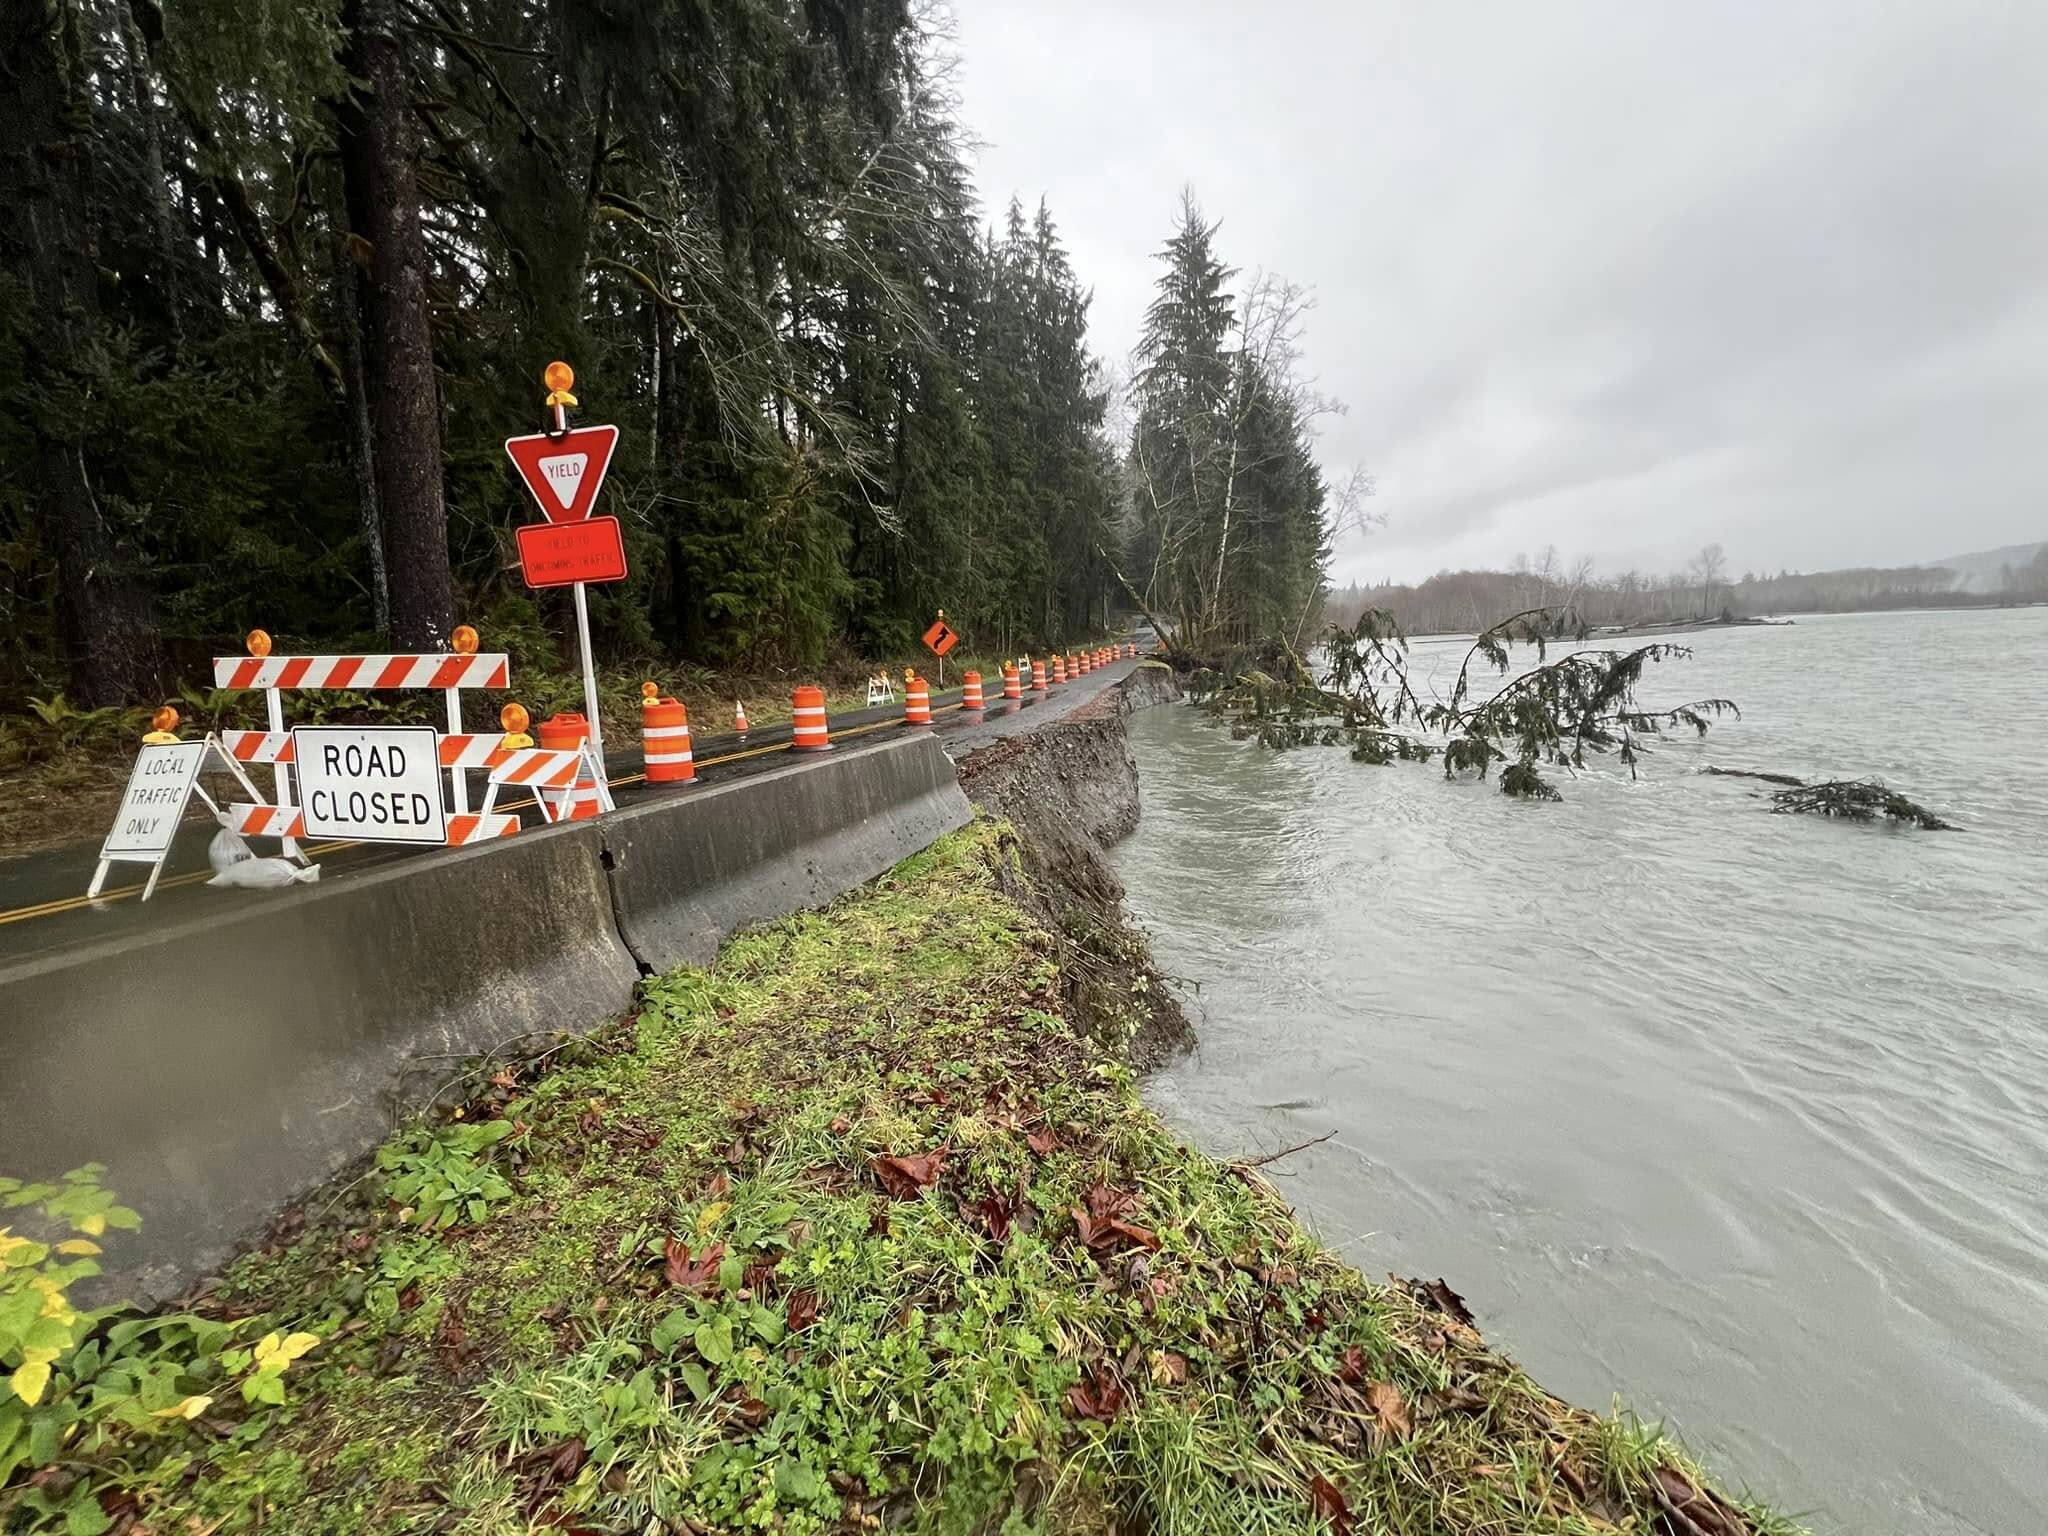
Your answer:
2,819 -> 1791,1534
0,644 -> 1081,857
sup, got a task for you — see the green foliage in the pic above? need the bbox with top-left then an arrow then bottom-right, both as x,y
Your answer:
1770,779 -> 1957,830
1,0 -> 1130,710
1,1168 -> 315,1529
375,1119 -> 516,1230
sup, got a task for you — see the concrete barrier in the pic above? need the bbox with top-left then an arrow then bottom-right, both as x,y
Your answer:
0,818 -> 639,1299
600,732 -> 972,972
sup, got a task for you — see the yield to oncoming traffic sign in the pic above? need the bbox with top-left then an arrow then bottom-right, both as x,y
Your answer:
291,725 -> 447,844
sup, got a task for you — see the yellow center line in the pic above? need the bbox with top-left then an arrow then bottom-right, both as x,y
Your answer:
0,698 -> 988,929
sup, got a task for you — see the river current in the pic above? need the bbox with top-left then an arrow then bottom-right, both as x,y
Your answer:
1115,607 -> 2048,1535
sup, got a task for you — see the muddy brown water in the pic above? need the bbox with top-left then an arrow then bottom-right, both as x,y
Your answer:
1116,607 -> 2048,1536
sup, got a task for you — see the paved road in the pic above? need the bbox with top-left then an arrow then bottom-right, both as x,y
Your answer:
0,655 -> 1146,965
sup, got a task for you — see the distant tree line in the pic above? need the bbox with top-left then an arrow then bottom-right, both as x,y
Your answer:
1329,541 -> 2048,635
4,0 -> 1235,711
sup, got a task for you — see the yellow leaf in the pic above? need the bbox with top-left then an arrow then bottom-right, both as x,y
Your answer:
251,1331 -> 284,1366
696,1202 -> 731,1237
77,1213 -> 107,1236
54,1239 -> 101,1256
275,1332 -> 320,1363
9,1360 -> 51,1406
151,1394 -> 214,1420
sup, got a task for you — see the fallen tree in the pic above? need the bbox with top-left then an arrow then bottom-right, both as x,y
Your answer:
1193,605 -> 1738,801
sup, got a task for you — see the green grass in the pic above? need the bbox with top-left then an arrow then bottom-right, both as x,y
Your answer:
4,819 -> 1794,1534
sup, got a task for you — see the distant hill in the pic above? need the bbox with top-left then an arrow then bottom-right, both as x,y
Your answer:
1928,541 -> 2048,592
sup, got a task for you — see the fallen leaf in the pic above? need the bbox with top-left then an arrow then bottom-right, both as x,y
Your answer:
578,1104 -> 604,1135
970,1188 -> 1015,1241
1365,1380 -> 1414,1440
871,1145 -> 948,1199
545,1438 -> 587,1484
734,1393 -> 769,1427
1025,1125 -> 1060,1157
663,1237 -> 724,1294
785,1288 -> 820,1333
1151,1350 -> 1188,1386
1337,1344 -> 1366,1384
1309,1473 -> 1352,1534
1651,1463 -> 1751,1536
1065,1362 -> 1125,1422
829,1116 -> 851,1135
1419,1277 -> 1476,1327
705,1172 -> 731,1200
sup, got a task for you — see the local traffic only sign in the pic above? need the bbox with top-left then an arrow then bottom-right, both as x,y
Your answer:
91,740 -> 210,900
292,726 -> 446,844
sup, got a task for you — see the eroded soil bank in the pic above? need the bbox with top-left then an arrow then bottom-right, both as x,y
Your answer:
1,666 -> 1792,1535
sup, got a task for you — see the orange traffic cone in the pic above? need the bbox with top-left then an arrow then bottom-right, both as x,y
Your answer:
734,699 -> 749,737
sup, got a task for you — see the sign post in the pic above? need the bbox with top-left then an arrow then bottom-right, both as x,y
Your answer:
922,610 -> 959,689
505,362 -> 625,764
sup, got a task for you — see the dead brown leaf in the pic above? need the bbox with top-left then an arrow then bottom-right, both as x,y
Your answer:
1309,1472 -> 1352,1534
785,1288 -> 820,1333
663,1237 -> 723,1294
1337,1344 -> 1366,1384
1025,1125 -> 1060,1157
1419,1277 -> 1477,1328
1365,1380 -> 1414,1441
871,1145 -> 948,1199
1065,1361 -> 1125,1422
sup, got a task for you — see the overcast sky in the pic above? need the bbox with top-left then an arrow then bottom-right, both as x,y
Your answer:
953,0 -> 2048,585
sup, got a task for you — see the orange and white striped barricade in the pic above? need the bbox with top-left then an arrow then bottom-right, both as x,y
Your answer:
536,713 -> 613,821
473,744 -> 589,827
1051,654 -> 1067,685
221,800 -> 519,847
962,671 -> 985,713
641,691 -> 696,784
1030,659 -> 1048,693
791,686 -> 830,750
864,673 -> 896,707
213,637 -> 511,853
1001,664 -> 1023,703
904,673 -> 932,728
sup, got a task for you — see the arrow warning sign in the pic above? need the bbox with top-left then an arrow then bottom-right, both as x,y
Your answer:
504,424 -> 619,524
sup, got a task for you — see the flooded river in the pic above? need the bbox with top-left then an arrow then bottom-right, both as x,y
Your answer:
1116,607 -> 2048,1536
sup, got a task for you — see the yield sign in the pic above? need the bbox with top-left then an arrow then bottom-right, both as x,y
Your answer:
504,424 -> 620,524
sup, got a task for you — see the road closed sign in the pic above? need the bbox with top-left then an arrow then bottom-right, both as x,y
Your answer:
100,741 -> 208,858
291,726 -> 447,844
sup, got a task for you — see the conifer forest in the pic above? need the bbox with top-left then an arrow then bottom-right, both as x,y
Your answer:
0,0 -> 1344,709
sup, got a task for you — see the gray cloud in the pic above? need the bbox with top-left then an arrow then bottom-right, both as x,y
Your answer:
955,0 -> 2048,582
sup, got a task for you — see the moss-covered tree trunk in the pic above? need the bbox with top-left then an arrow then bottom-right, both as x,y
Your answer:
0,0 -> 166,706
338,0 -> 452,649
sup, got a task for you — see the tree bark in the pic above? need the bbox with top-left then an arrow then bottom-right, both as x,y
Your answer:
332,232 -> 390,635
0,0 -> 166,706
338,0 -> 453,648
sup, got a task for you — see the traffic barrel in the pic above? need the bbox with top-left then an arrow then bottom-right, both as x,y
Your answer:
791,685 -> 829,750
1003,663 -> 1023,701
1052,654 -> 1067,684
1074,652 -> 1086,676
904,672 -> 932,728
539,711 -> 601,820
963,671 -> 985,712
641,686 -> 695,784
1030,659 -> 1048,692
